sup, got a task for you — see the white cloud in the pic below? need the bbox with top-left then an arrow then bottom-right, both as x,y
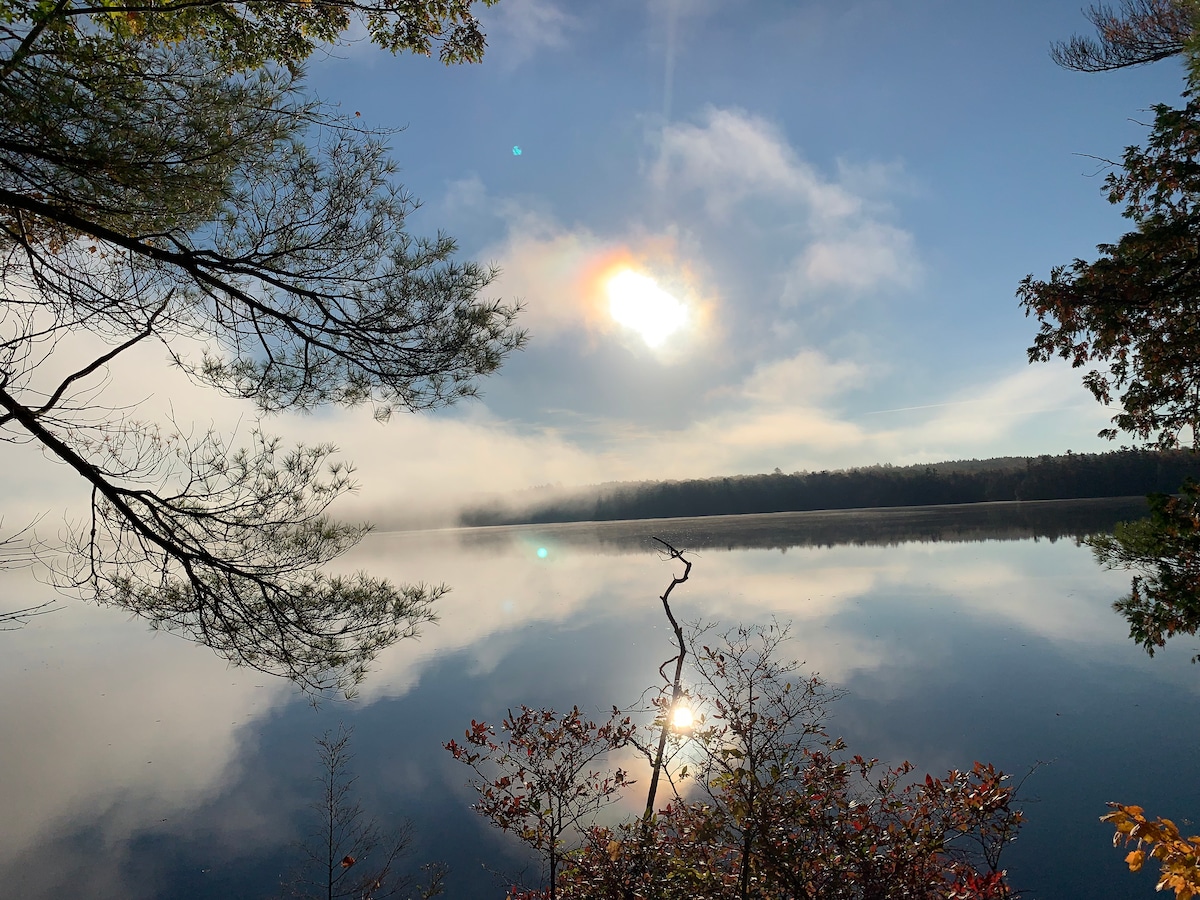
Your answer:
912,362 -> 1110,452
650,107 -> 861,221
793,222 -> 919,294
738,350 -> 868,404
484,220 -> 615,337
441,173 -> 489,213
648,107 -> 920,300
645,0 -> 731,25
378,357 -> 1112,496
481,0 -> 577,68
833,158 -> 916,199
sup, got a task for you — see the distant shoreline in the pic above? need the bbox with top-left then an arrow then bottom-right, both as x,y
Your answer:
439,496 -> 1153,553
458,449 -> 1197,528
453,494 -> 1150,532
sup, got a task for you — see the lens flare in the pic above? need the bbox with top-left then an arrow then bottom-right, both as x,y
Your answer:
606,269 -> 689,347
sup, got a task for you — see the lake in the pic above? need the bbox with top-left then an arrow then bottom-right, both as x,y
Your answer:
2,498 -> 1198,898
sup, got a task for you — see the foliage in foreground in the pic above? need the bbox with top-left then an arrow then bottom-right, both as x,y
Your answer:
1038,9 -> 1200,895
1104,803 -> 1200,899
446,624 -> 1024,900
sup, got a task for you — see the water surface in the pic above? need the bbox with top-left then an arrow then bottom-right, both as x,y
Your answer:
2,499 -> 1197,898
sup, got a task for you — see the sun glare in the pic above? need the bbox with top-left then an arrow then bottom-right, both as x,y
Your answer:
670,702 -> 694,731
606,269 -> 689,348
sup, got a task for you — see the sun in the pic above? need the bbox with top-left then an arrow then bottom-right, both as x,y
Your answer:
670,702 -> 694,731
605,268 -> 689,348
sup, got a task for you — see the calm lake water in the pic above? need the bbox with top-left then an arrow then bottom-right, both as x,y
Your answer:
3,498 -> 1199,899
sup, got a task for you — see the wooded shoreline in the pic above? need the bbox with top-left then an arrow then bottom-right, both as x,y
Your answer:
449,496 -> 1151,553
459,449 -> 1197,528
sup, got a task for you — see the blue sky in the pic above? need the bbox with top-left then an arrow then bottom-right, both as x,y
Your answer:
294,0 -> 1183,515
12,1 -> 1191,528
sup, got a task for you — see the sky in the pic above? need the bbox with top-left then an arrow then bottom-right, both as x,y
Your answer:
5,0 -> 1196,530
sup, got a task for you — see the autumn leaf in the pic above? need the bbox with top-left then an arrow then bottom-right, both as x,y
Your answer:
1106,802 -> 1200,898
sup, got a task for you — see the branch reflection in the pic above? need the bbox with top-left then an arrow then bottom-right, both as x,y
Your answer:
1090,480 -> 1200,661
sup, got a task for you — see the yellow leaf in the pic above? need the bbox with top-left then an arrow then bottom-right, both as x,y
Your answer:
1127,849 -> 1146,872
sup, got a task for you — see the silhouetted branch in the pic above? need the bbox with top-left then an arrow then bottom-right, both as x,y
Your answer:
0,600 -> 58,629
643,537 -> 691,823
282,725 -> 443,899
1051,0 -> 1194,72
0,516 -> 59,629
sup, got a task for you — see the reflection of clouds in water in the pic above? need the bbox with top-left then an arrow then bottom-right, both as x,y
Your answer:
339,527 -> 1140,704
340,532 -> 669,700
6,515 -> 1200,900
878,540 -> 1132,646
0,573 -> 291,883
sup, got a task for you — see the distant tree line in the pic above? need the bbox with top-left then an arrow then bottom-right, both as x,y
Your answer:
458,450 -> 1200,527
456,497 -> 1150,553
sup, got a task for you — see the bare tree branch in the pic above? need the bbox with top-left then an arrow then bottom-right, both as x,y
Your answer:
0,10 -> 523,694
1051,0 -> 1196,72
642,537 -> 692,824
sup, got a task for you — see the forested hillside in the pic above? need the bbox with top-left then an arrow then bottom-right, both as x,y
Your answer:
459,449 -> 1200,526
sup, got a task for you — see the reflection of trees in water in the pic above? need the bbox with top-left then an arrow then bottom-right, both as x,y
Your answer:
456,497 -> 1151,556
448,618 -> 1027,899
1090,481 -> 1200,662
0,519 -> 59,629
282,726 -> 446,900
